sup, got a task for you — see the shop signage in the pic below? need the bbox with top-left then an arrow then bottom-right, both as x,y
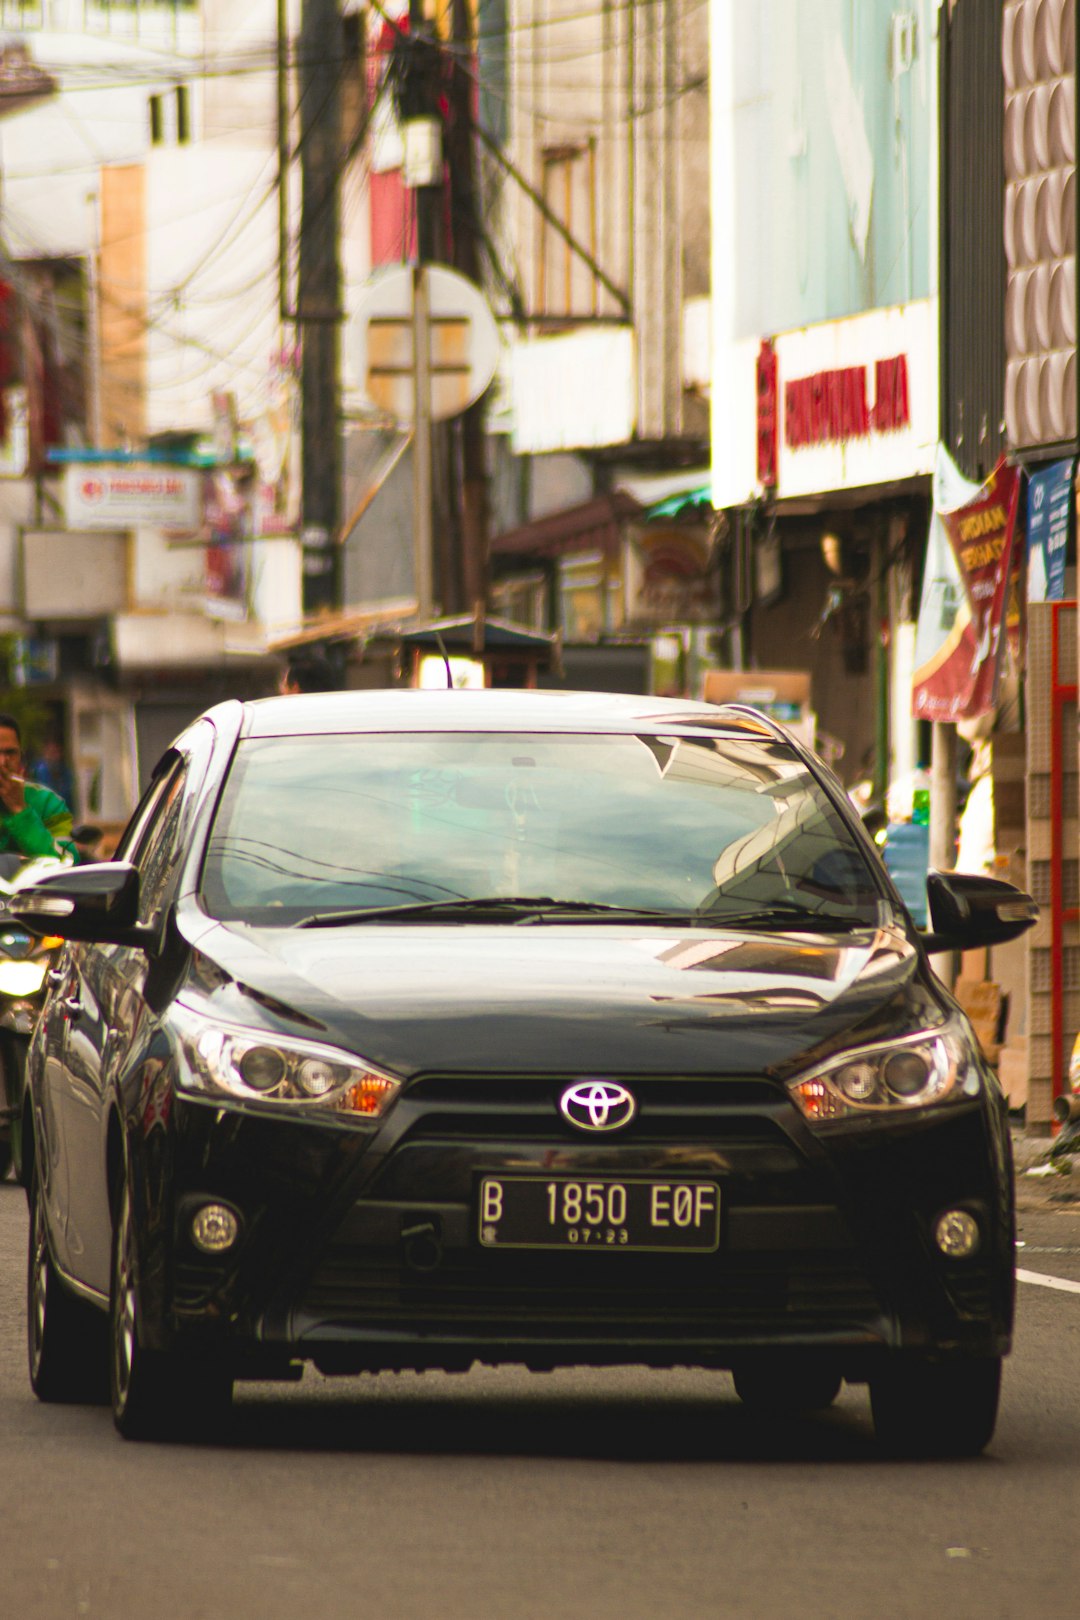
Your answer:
1026,458 -> 1072,603
63,463 -> 202,531
10,636 -> 58,686
784,355 -> 910,449
628,528 -> 720,626
912,452 -> 1022,722
756,340 -> 778,486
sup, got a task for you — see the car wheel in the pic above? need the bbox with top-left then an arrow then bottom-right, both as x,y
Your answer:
0,1136 -> 12,1182
733,1356 -> 843,1416
110,1177 -> 233,1441
870,1355 -> 1002,1458
27,1166 -> 109,1404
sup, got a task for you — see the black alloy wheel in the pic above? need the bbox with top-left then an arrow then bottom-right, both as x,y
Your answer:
110,1175 -> 233,1441
27,1165 -> 109,1404
869,1354 -> 1002,1458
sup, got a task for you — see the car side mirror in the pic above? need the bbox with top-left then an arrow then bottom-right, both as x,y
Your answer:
8,861 -> 156,949
922,869 -> 1039,954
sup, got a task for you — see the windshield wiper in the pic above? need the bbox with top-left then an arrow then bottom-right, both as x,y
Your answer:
696,903 -> 869,931
295,896 -> 693,927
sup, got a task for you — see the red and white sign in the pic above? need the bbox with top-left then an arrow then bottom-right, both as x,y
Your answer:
63,463 -> 202,531
774,302 -> 935,501
912,456 -> 1023,722
712,301 -> 937,510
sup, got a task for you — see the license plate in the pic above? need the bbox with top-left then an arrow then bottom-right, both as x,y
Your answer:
477,1175 -> 721,1253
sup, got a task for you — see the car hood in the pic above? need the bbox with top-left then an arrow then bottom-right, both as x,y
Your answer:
182,917 -> 929,1078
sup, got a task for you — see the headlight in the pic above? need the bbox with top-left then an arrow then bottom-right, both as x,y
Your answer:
177,1016 -> 401,1120
787,1019 -> 980,1124
0,958 -> 48,996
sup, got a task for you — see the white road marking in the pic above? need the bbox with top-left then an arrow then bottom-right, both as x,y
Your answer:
1017,1267 -> 1080,1295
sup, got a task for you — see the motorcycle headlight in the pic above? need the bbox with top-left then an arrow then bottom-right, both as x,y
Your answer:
0,958 -> 48,996
787,1019 -> 980,1125
177,1016 -> 401,1121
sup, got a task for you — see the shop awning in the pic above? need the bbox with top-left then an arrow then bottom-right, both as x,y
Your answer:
399,614 -> 558,656
266,599 -> 418,653
645,484 -> 714,520
490,491 -> 643,560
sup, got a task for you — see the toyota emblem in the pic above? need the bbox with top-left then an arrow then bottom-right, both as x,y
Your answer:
559,1080 -> 636,1133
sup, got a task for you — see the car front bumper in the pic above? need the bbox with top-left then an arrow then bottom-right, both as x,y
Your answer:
151,1078 -> 1014,1378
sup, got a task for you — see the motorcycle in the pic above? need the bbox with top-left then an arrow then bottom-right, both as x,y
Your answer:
0,855 -> 68,1183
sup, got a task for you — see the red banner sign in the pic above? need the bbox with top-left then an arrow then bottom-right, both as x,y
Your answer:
756,340 -> 778,486
912,457 -> 1022,722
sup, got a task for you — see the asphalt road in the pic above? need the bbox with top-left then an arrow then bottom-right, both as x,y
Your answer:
2,1175 -> 1080,1620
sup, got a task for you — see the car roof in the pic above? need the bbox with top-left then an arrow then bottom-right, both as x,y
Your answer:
236,688 -> 786,740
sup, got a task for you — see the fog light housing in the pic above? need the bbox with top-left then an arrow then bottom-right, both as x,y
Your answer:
191,1203 -> 240,1254
934,1208 -> 980,1259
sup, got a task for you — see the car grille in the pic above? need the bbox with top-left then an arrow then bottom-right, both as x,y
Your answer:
297,1246 -> 882,1339
400,1074 -> 785,1141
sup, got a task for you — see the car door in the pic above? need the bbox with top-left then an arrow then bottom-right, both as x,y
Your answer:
58,759 -> 190,1295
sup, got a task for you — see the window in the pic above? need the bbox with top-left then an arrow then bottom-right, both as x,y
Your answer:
559,552 -> 617,640
134,766 -> 187,926
538,141 -> 597,318
148,86 -> 192,147
201,731 -> 884,926
491,573 -> 548,631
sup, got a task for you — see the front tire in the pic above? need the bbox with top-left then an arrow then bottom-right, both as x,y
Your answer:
870,1355 -> 1002,1458
110,1176 -> 232,1441
27,1166 -> 109,1404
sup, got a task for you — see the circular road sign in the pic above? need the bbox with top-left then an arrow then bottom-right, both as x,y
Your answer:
351,264 -> 500,426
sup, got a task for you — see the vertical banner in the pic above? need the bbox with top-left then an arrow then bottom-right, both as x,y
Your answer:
203,469 -> 250,620
1027,457 -> 1073,602
912,446 -> 978,721
913,453 -> 1022,721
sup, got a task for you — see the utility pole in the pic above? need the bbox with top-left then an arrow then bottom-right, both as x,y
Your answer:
447,0 -> 489,614
398,1 -> 444,617
405,0 -> 442,263
411,261 -> 434,619
298,0 -> 343,613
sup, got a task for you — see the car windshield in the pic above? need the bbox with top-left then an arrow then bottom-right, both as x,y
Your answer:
199,730 -> 886,927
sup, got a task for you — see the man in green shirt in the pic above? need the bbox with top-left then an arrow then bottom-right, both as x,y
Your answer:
0,713 -> 77,865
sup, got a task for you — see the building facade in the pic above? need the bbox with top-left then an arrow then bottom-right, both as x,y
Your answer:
0,0 -> 374,807
709,0 -> 938,792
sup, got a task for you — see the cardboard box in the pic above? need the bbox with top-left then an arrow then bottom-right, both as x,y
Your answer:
956,977 -> 1004,1064
997,1042 -> 1028,1109
703,670 -> 812,740
703,669 -> 810,712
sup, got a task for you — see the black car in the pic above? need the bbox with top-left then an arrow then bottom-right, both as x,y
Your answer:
14,690 -> 1036,1451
